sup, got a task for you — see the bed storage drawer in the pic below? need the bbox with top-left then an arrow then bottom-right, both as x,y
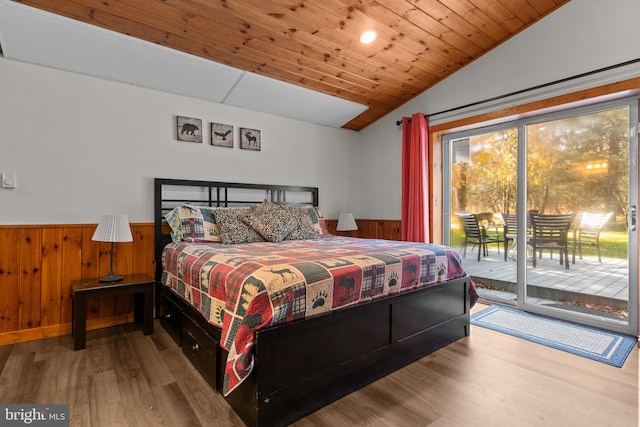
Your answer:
394,280 -> 467,341
159,293 -> 183,346
181,313 -> 218,389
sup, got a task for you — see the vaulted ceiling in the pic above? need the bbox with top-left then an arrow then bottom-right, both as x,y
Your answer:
7,0 -> 570,130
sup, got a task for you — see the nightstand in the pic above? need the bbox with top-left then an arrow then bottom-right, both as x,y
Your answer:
71,273 -> 154,350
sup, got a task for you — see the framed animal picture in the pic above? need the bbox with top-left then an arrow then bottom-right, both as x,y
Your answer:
211,123 -> 234,147
240,127 -> 261,151
177,116 -> 202,143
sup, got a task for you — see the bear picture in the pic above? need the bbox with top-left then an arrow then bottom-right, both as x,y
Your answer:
177,116 -> 202,143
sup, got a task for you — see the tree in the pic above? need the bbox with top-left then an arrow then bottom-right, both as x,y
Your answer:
450,106 -> 629,220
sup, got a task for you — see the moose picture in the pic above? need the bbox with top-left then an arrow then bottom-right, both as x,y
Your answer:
211,123 -> 234,147
176,116 -> 202,143
240,127 -> 261,151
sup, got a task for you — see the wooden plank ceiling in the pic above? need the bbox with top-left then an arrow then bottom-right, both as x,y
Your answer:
13,0 -> 570,130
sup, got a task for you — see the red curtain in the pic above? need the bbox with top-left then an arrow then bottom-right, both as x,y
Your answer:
401,113 -> 430,242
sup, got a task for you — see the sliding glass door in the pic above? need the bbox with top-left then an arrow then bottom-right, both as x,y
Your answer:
445,124 -> 518,302
444,97 -> 638,336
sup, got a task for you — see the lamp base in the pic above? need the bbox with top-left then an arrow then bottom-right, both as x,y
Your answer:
99,274 -> 123,283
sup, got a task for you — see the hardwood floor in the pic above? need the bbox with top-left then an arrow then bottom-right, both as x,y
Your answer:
0,304 -> 637,426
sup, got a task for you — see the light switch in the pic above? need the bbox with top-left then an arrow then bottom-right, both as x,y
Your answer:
2,173 -> 16,188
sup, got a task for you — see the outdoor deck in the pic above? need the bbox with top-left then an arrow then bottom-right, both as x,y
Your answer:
459,246 -> 629,310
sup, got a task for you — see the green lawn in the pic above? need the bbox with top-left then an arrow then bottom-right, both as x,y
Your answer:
594,231 -> 629,259
449,229 -> 628,260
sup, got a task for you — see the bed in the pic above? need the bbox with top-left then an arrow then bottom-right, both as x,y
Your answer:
154,178 -> 476,426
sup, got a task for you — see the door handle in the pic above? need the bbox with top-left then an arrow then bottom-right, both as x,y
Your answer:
627,206 -> 637,231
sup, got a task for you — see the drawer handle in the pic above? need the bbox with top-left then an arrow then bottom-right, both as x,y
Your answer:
192,343 -> 200,351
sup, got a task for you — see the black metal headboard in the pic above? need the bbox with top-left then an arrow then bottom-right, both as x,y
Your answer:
153,178 -> 319,283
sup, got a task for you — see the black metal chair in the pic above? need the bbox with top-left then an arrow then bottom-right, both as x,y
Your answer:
574,212 -> 613,263
529,213 -> 576,269
455,213 -> 503,261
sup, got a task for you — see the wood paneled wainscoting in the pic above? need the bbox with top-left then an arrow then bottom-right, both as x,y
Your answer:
324,219 -> 402,241
0,223 -> 155,346
0,219 -> 401,347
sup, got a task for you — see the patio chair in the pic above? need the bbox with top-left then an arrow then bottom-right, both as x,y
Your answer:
502,213 -> 533,261
529,213 -> 576,269
501,213 -> 516,261
455,212 -> 503,261
476,211 -> 497,227
574,212 -> 614,263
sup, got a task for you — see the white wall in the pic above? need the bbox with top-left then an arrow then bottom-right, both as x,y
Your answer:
0,57 -> 360,224
357,0 -> 640,220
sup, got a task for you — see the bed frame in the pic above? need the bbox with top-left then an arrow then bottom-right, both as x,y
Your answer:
154,178 -> 472,426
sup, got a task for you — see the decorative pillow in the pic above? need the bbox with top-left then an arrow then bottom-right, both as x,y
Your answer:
318,218 -> 329,235
197,206 -> 222,242
180,216 -> 206,242
285,206 -> 322,240
214,207 -> 265,244
164,204 -> 222,242
312,208 -> 329,235
302,206 -> 326,235
243,202 -> 298,242
164,205 -> 184,242
163,204 -> 203,242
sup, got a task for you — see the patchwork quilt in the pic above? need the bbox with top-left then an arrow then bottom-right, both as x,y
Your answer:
161,236 -> 476,396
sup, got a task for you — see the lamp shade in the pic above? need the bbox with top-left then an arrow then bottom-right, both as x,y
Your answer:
336,213 -> 358,231
92,214 -> 133,242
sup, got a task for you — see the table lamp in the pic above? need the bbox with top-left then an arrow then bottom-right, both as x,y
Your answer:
336,213 -> 358,232
92,213 -> 133,282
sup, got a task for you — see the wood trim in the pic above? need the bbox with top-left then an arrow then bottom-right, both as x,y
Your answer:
0,314 -> 136,346
430,131 -> 443,244
0,223 -> 155,346
430,77 -> 640,135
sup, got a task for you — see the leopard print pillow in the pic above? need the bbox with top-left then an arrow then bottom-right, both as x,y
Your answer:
214,207 -> 265,244
243,202 -> 298,242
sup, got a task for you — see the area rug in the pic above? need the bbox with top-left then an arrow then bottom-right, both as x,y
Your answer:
471,305 -> 636,367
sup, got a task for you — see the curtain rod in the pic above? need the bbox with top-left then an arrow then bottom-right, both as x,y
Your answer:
394,58 -> 640,126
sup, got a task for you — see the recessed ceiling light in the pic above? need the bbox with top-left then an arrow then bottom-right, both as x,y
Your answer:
359,30 -> 377,44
